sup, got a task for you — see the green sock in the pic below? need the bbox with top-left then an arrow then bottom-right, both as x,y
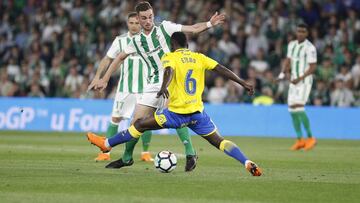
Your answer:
176,127 -> 196,156
141,131 -> 152,152
298,111 -> 312,138
106,122 -> 119,138
122,138 -> 139,163
290,112 -> 302,139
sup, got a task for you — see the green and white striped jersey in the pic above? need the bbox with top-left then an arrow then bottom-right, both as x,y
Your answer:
107,32 -> 148,93
124,21 -> 182,92
286,39 -> 317,84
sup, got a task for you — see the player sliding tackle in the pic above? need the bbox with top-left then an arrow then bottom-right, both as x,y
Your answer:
87,32 -> 262,176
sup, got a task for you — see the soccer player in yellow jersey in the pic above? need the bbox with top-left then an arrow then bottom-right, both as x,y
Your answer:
87,32 -> 262,176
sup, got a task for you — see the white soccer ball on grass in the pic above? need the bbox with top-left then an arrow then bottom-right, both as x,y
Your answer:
154,150 -> 177,173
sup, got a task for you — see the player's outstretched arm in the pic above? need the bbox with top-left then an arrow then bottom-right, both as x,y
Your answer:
181,12 -> 226,34
87,56 -> 113,91
212,64 -> 254,95
97,51 -> 129,91
156,67 -> 174,98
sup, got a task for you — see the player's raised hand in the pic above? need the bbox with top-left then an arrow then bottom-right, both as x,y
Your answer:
210,12 -> 226,26
156,88 -> 169,99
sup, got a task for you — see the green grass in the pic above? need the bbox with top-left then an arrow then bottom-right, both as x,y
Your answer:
0,131 -> 359,203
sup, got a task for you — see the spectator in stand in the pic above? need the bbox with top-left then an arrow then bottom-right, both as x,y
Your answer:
65,66 -> 83,95
311,80 -> 330,106
218,31 -> 240,61
7,57 -> 20,79
207,36 -> 226,65
15,62 -> 31,92
252,87 -> 274,106
0,69 -> 14,96
249,49 -> 269,74
298,0 -> 320,27
310,29 -> 326,53
265,14 -> 281,48
331,79 -> 355,107
351,55 -> 360,89
335,65 -> 353,88
246,67 -> 262,93
246,24 -> 268,59
316,57 -> 336,85
225,81 -> 243,103
0,0 -> 358,106
28,82 -> 45,98
42,17 -> 62,42
207,77 -> 228,104
235,26 -> 247,54
261,70 -> 277,94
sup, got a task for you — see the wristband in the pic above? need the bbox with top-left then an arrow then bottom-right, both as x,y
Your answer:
278,72 -> 285,79
206,21 -> 213,28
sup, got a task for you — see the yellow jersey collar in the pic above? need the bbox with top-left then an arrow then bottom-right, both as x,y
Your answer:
175,48 -> 189,52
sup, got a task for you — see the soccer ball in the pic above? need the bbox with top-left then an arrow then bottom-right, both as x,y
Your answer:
154,150 -> 177,173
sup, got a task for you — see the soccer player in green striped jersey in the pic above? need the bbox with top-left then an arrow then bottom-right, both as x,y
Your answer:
89,13 -> 154,163
278,23 -> 317,151
90,1 -> 225,171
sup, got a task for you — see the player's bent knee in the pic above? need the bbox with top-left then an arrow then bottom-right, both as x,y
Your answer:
111,117 -> 122,124
133,116 -> 161,132
130,118 -> 140,125
202,132 -> 224,149
133,119 -> 146,132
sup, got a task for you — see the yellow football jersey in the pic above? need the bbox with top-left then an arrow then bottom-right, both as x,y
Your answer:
161,48 -> 218,114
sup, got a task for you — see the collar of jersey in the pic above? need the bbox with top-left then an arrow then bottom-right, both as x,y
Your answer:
141,25 -> 156,37
297,39 -> 307,45
175,48 -> 189,52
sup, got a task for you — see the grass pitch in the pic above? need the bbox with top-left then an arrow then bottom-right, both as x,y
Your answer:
0,131 -> 359,203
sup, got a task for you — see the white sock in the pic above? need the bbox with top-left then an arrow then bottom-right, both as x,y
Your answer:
244,160 -> 251,167
105,139 -> 111,148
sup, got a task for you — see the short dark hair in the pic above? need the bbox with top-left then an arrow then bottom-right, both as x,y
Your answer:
297,23 -> 309,30
171,32 -> 187,48
127,12 -> 137,19
135,1 -> 152,13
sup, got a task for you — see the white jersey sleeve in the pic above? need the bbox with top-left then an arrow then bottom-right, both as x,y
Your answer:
123,39 -> 136,55
106,37 -> 121,59
162,20 -> 182,36
286,41 -> 294,58
306,45 -> 317,63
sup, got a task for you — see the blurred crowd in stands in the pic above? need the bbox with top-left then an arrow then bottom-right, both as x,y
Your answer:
1,0 -> 360,107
